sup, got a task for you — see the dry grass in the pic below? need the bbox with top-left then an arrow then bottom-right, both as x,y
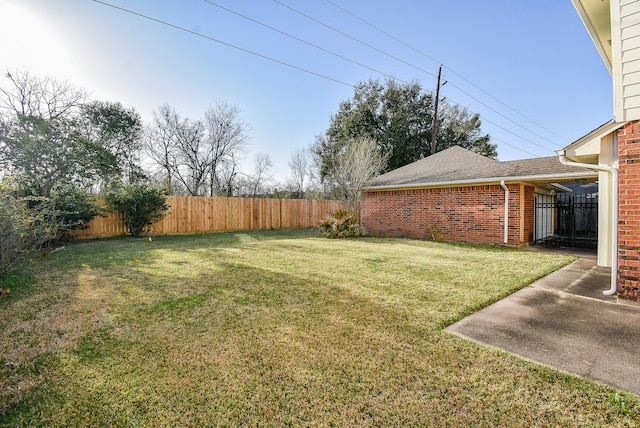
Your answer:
1,229 -> 638,427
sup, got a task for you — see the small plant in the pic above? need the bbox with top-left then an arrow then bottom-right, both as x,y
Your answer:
608,392 -> 632,417
319,208 -> 365,238
105,184 -> 169,237
425,224 -> 441,240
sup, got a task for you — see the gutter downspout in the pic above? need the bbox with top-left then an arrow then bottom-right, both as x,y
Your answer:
557,151 -> 618,296
500,181 -> 509,245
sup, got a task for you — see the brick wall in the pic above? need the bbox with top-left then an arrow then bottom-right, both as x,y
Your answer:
617,120 -> 640,302
362,183 -> 533,246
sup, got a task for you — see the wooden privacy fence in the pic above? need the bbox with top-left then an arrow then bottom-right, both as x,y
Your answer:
71,196 -> 349,239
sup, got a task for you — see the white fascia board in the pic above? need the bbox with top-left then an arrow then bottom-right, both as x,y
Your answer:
363,171 -> 598,192
563,119 -> 624,157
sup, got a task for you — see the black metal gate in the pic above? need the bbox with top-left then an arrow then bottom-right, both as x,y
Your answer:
534,193 -> 598,249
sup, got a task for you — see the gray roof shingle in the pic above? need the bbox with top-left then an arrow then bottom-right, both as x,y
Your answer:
366,146 -> 596,188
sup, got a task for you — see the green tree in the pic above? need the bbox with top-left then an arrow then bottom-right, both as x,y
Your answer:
1,114 -> 118,196
316,78 -> 496,177
82,101 -> 146,184
0,71 -> 121,196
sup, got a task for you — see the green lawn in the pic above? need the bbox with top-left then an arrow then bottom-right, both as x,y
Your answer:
1,229 -> 638,426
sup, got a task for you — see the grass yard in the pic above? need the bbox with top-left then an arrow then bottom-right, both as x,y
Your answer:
1,229 -> 638,426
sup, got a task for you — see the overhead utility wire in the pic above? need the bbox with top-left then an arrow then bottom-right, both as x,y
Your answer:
466,106 -> 555,155
94,1 -> 543,159
272,0 -> 436,79
225,0 -> 549,157
324,0 -> 570,146
92,0 -> 355,89
200,0 -> 410,85
489,136 -> 538,158
274,0 -> 560,152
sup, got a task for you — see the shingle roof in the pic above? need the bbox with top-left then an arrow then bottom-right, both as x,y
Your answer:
365,146 -> 597,189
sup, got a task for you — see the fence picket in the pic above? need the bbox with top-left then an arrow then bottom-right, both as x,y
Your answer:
70,196 -> 348,239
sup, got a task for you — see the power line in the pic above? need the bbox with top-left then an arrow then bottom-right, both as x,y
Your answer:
490,136 -> 539,158
271,0 -> 438,79
273,0 -> 558,152
200,0 -> 411,85
92,0 -> 355,89
323,0 -> 570,146
453,98 -> 556,154
92,1 -> 545,159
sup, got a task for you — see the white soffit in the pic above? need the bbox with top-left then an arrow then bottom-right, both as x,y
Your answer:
572,0 -> 613,73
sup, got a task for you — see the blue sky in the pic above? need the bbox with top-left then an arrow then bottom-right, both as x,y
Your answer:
1,0 -> 612,182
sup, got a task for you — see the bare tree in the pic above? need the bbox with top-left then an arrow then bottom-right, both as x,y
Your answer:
288,147 -> 310,198
145,105 -> 178,193
145,104 -> 208,196
216,151 -> 241,197
329,136 -> 390,211
204,102 -> 249,196
145,102 -> 249,196
0,70 -> 85,120
247,152 -> 273,197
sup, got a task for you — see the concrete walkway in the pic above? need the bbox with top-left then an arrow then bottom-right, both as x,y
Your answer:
445,254 -> 640,396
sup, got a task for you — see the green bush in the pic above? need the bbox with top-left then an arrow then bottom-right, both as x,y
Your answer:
105,184 -> 169,237
319,208 -> 365,238
0,180 -> 62,275
50,184 -> 105,232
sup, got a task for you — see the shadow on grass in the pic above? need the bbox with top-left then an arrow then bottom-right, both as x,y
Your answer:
2,258 -> 436,425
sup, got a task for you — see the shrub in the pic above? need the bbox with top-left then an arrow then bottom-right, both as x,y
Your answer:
49,184 -> 105,232
319,208 -> 365,238
0,180 -> 62,275
105,184 -> 169,237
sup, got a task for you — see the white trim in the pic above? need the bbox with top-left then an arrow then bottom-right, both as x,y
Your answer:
612,0 -> 625,121
572,0 -> 613,73
563,120 -> 624,153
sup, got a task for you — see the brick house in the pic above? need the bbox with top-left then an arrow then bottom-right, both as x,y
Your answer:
569,0 -> 640,303
361,146 -> 595,246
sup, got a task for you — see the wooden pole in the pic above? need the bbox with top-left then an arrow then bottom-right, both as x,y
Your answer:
431,65 -> 442,156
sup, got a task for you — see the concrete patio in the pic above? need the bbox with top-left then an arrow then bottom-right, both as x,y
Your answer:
445,254 -> 640,396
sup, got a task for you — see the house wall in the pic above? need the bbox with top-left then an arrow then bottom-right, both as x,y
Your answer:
612,0 -> 640,122
617,120 -> 640,302
361,183 -> 534,246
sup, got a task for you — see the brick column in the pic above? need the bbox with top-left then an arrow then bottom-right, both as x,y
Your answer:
617,121 -> 640,302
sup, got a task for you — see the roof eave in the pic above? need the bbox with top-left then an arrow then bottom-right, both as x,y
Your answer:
572,0 -> 613,74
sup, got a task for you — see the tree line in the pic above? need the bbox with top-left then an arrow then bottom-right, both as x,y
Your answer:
1,71 -> 496,203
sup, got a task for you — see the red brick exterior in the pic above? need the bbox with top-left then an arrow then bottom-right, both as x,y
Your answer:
361,183 -> 534,246
617,121 -> 640,302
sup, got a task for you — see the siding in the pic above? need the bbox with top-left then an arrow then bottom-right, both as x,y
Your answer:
615,0 -> 640,120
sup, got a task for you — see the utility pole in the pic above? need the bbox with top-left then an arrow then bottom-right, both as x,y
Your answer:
431,65 -> 442,156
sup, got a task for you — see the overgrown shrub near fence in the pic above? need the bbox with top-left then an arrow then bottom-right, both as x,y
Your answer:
71,196 -> 349,239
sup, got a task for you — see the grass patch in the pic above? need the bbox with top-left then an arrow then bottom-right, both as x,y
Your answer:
1,229 -> 638,426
